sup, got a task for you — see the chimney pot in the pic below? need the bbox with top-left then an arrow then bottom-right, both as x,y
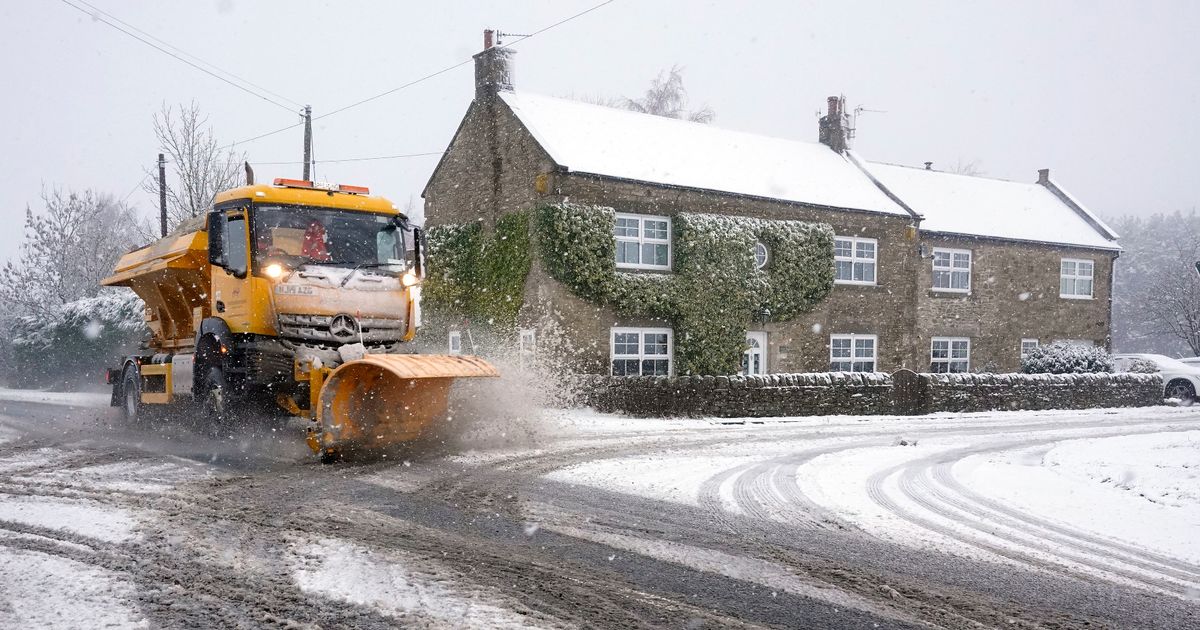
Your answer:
924,161 -> 933,170
1037,168 -> 1050,184
483,29 -> 494,50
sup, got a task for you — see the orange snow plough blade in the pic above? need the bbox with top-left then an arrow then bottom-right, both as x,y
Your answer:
312,354 -> 498,458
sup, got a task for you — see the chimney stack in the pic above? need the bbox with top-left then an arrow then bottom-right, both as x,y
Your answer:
818,95 -> 848,153
1037,168 -> 1050,184
474,29 -> 514,100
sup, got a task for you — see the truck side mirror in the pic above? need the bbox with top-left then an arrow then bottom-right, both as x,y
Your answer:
207,211 -> 226,267
413,226 -> 425,279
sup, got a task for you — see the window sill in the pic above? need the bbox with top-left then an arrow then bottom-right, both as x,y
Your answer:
1059,294 -> 1094,300
834,281 -> 879,287
616,264 -> 672,273
929,289 -> 971,297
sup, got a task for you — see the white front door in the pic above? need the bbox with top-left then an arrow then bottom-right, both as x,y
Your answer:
742,331 -> 767,376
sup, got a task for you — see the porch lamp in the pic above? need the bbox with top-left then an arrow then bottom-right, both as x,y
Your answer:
757,307 -> 771,324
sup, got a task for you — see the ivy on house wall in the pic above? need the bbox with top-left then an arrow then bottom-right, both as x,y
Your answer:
423,210 -> 532,335
536,203 -> 835,374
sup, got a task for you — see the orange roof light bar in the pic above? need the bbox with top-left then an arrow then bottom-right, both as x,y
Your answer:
272,178 -> 370,195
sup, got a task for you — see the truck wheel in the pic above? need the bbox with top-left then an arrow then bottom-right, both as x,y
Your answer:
1166,379 -> 1196,405
201,367 -> 237,437
121,369 -> 144,423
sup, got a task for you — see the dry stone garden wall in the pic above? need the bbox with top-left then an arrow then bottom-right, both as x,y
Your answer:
577,370 -> 1163,418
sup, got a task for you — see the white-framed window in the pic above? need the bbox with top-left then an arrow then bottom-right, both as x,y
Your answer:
753,241 -> 769,270
448,330 -> 462,355
834,236 -> 877,285
829,334 -> 877,372
932,248 -> 971,292
1060,258 -> 1094,299
1020,338 -> 1039,358
931,337 -> 970,373
610,327 -> 672,376
614,213 -> 671,271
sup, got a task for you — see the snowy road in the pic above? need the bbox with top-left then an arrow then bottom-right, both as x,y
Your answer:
1,388 -> 1199,629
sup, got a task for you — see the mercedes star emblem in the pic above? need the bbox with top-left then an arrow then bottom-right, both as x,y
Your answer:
329,314 -> 360,339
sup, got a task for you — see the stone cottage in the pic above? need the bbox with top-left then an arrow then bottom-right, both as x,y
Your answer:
421,34 -> 1120,376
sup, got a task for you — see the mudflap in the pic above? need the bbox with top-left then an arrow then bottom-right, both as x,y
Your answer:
311,354 -> 498,459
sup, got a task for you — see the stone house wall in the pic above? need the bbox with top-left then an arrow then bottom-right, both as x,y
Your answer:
914,233 -> 1117,373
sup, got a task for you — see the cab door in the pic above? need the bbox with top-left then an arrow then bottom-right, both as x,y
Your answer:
208,208 -> 254,331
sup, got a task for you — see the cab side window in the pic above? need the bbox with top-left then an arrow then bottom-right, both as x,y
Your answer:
225,214 -> 248,275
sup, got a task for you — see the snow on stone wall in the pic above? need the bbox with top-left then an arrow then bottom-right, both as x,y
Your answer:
577,370 -> 1162,418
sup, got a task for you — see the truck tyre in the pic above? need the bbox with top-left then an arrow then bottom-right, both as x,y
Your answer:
200,367 -> 237,437
121,368 -> 144,423
1166,379 -> 1196,405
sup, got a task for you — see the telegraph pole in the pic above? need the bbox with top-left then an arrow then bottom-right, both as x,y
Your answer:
302,104 -> 313,181
157,153 -> 167,236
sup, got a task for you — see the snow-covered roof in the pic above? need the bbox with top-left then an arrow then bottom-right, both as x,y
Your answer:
862,162 -> 1119,250
499,91 -> 909,216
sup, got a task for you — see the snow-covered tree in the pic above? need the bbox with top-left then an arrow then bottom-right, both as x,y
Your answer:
1110,211 -> 1200,356
0,188 -> 143,319
143,101 -> 245,231
624,66 -> 714,123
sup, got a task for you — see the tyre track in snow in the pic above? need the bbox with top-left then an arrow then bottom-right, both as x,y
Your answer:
863,420 -> 1200,596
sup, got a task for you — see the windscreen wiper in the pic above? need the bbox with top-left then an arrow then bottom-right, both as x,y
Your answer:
339,262 -> 404,287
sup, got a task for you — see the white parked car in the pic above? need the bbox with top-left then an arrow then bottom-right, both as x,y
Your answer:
1113,354 -> 1200,402
1181,357 -> 1200,367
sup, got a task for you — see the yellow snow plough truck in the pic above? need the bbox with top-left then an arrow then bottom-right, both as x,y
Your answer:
101,178 -> 497,462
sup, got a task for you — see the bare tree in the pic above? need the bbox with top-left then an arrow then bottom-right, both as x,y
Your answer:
0,189 -> 143,319
143,102 -> 244,230
623,65 -> 714,123
949,158 -> 985,176
1111,210 -> 1200,356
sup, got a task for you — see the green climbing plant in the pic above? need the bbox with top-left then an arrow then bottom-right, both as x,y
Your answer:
423,210 -> 532,334
535,203 -> 835,374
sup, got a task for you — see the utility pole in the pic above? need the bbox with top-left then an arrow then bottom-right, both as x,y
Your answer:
157,153 -> 167,236
302,104 -> 312,181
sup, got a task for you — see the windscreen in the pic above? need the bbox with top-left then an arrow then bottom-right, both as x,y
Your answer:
251,205 -> 412,270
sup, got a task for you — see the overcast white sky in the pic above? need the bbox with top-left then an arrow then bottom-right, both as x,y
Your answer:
1,0 -> 1197,260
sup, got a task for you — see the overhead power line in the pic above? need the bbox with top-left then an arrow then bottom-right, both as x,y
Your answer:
225,0 -> 619,148
57,0 -> 299,113
254,151 -> 444,165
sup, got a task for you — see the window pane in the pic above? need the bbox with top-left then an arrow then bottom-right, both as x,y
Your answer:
853,361 -> 875,372
652,244 -> 669,266
643,359 -> 670,375
933,270 -> 950,288
951,341 -> 968,358
644,333 -> 668,355
1078,279 -> 1092,296
952,252 -> 970,268
932,340 -> 949,358
1061,260 -> 1075,275
1079,261 -> 1094,277
831,338 -> 851,357
835,260 -> 853,281
644,220 -> 668,240
857,262 -> 876,283
615,218 -> 639,237
617,241 -> 639,264
1061,278 -> 1073,295
951,271 -> 969,289
831,360 -> 851,371
930,361 -> 948,373
834,239 -> 853,257
933,251 -> 951,267
856,241 -> 875,259
949,360 -> 969,373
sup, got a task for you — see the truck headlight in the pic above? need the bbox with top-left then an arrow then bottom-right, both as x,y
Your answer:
264,263 -> 285,279
401,270 -> 420,287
